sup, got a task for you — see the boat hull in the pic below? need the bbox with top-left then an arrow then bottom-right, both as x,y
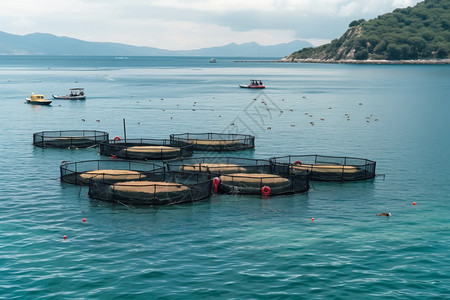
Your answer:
26,98 -> 52,105
53,95 -> 86,100
239,85 -> 265,89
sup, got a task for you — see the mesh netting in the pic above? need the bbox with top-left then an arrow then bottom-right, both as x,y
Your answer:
88,171 -> 212,205
170,133 -> 255,151
33,130 -> 109,148
166,157 -> 309,195
99,139 -> 193,160
60,160 -> 163,185
270,155 -> 376,181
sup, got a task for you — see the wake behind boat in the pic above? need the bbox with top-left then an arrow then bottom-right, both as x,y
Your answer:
53,88 -> 86,100
26,93 -> 52,105
239,80 -> 265,89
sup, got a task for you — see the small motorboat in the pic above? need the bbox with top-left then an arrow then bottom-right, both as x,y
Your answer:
209,58 -> 217,63
53,88 -> 86,100
239,80 -> 265,89
26,93 -> 52,105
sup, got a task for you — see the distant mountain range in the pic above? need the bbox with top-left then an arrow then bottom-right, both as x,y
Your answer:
0,31 -> 312,57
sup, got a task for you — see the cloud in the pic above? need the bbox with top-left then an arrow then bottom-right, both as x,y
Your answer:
0,0 -> 423,50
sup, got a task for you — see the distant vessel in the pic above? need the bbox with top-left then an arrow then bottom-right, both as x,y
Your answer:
53,88 -> 86,100
26,93 -> 52,105
209,58 -> 217,63
239,80 -> 265,89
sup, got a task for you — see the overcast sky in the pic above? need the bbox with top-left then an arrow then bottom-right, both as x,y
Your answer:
1,0 -> 422,50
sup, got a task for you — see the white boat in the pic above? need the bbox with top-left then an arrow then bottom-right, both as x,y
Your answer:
53,88 -> 86,100
26,93 -> 52,105
209,58 -> 217,63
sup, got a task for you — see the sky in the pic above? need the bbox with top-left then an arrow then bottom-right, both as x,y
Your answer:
0,0 -> 423,50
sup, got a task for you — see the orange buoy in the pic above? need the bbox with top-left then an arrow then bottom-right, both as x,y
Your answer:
213,177 -> 220,193
114,136 -> 121,141
261,185 -> 271,196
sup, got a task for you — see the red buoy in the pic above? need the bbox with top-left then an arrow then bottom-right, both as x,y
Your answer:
213,177 -> 220,193
261,185 -> 271,196
294,160 -> 302,165
312,218 -> 315,221
83,218 -> 86,222
63,235 -> 67,239
413,202 -> 416,206
114,136 -> 121,141
111,155 -> 117,159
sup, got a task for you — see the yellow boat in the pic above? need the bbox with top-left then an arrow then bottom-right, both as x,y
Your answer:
26,93 -> 52,105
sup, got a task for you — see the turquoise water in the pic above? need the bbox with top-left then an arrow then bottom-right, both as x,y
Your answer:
1,56 -> 449,299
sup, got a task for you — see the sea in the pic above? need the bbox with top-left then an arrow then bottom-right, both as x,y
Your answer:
0,56 -> 449,299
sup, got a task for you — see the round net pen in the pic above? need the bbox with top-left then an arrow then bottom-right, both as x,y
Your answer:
166,157 -> 309,196
60,160 -> 164,185
33,130 -> 109,148
170,133 -> 255,151
270,155 -> 376,181
88,171 -> 212,205
99,138 -> 194,160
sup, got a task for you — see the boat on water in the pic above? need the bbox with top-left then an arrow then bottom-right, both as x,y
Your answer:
239,80 -> 265,89
26,93 -> 52,105
209,58 -> 217,63
53,88 -> 86,100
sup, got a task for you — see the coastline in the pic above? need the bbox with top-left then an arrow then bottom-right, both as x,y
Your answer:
278,57 -> 450,65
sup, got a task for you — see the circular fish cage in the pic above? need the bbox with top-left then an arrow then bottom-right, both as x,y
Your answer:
270,155 -> 376,181
99,138 -> 194,160
170,133 -> 255,151
88,171 -> 212,205
166,157 -> 309,195
60,160 -> 164,185
33,130 -> 109,148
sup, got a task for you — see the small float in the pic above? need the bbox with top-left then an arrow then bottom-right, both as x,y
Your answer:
99,138 -> 194,160
60,160 -> 163,185
170,133 -> 255,151
33,130 -> 109,148
53,88 -> 86,100
26,93 -> 52,105
270,155 -> 376,181
239,80 -> 265,89
166,157 -> 309,195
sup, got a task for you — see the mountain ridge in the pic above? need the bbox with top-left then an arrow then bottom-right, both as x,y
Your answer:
0,31 -> 312,57
282,0 -> 450,63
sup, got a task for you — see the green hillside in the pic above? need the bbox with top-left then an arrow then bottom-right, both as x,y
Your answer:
288,0 -> 450,61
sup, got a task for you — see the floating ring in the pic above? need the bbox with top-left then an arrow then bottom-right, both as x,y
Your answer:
261,185 -> 271,196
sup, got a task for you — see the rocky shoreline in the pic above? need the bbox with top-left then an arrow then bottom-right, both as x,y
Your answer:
278,57 -> 450,65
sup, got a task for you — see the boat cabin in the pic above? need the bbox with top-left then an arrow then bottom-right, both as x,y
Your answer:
69,88 -> 84,96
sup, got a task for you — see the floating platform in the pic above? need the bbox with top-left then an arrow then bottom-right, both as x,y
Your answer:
33,130 -> 109,148
167,157 -> 309,195
170,133 -> 255,151
88,171 -> 212,205
270,155 -> 376,181
60,160 -> 163,185
99,138 -> 193,160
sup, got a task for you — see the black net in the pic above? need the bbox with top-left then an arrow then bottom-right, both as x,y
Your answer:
88,171 -> 212,205
270,155 -> 376,181
170,133 -> 255,151
98,139 -> 194,160
166,157 -> 309,195
60,160 -> 164,185
33,130 -> 109,148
